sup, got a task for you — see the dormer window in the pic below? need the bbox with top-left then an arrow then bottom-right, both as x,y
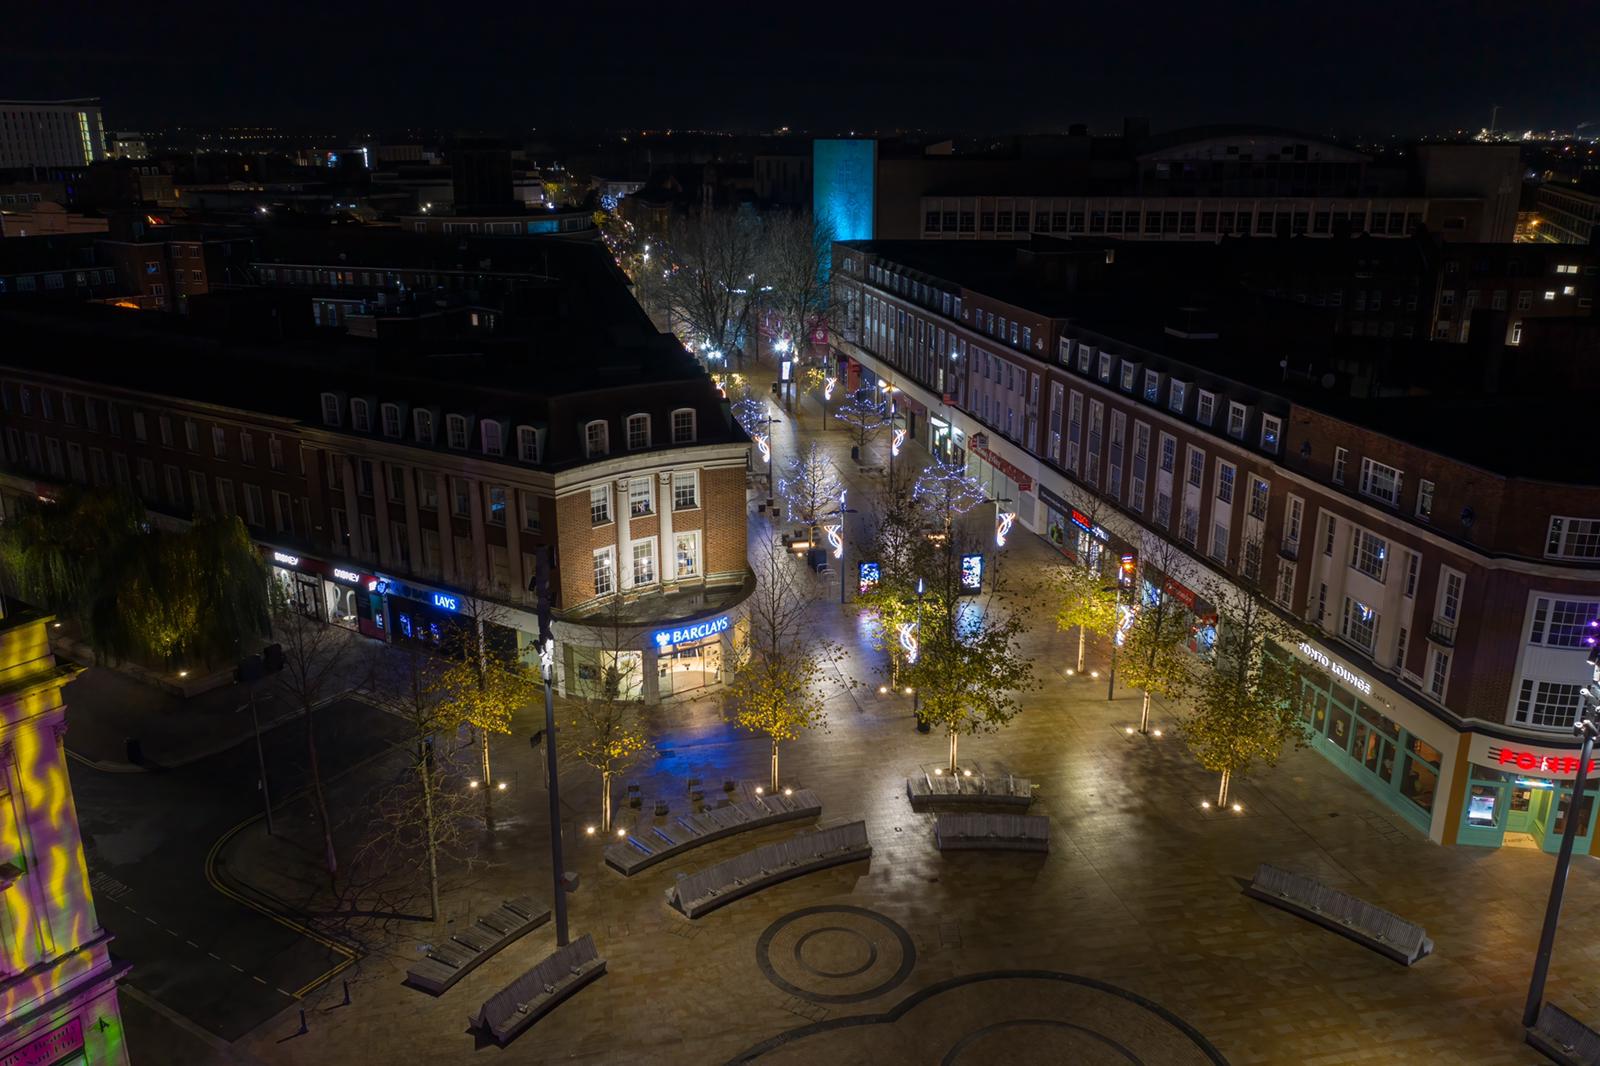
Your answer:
446,414 -> 468,450
380,403 -> 402,438
1143,369 -> 1160,402
414,409 -> 434,444
517,425 -> 540,463
1261,414 -> 1282,453
1196,390 -> 1216,427
351,399 -> 371,432
1227,402 -> 1247,440
627,413 -> 651,450
320,392 -> 341,426
481,421 -> 503,457
585,420 -> 609,458
671,408 -> 696,443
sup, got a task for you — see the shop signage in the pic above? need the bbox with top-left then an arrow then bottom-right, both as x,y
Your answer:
332,568 -> 363,585
1295,642 -> 1373,696
968,434 -> 1035,492
272,551 -> 300,567
432,592 -> 460,612
960,553 -> 984,593
652,615 -> 731,648
2,1017 -> 83,1066
1491,746 -> 1598,776
1065,508 -> 1109,542
858,561 -> 881,595
1163,577 -> 1196,610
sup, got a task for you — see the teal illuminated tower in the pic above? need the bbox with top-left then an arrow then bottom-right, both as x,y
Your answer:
812,139 -> 877,278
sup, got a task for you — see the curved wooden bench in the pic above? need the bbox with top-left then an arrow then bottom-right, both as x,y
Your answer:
605,789 -> 821,876
1243,863 -> 1432,966
468,934 -> 605,1046
404,896 -> 550,995
907,771 -> 1034,811
666,821 -> 871,919
935,812 -> 1049,852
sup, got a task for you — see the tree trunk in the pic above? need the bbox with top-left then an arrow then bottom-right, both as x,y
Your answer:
1076,627 -> 1086,673
479,728 -> 494,829
601,768 -> 613,832
1217,768 -> 1232,808
947,729 -> 959,773
769,738 -> 780,793
305,704 -> 338,888
1139,690 -> 1152,734
420,753 -> 440,923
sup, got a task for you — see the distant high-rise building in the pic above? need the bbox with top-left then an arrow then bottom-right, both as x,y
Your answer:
0,100 -> 107,169
449,140 -> 515,213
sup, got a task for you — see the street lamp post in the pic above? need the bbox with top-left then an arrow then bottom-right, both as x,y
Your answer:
1522,639 -> 1600,1028
237,687 -> 274,837
531,550 -> 569,947
913,576 -> 927,732
823,492 -> 858,605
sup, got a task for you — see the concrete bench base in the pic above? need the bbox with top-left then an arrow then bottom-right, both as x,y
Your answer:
667,822 -> 871,919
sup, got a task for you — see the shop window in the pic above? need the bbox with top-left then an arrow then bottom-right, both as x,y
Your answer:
1399,735 -> 1441,813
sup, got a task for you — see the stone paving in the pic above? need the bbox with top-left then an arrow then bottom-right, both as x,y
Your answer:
211,376 -> 1600,1065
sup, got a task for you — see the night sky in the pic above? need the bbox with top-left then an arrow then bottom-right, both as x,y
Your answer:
6,2 -> 1595,136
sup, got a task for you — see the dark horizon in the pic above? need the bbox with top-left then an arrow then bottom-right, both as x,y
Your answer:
6,0 -> 1595,138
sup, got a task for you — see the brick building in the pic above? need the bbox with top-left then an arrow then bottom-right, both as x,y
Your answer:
0,240 -> 751,704
832,235 -> 1600,851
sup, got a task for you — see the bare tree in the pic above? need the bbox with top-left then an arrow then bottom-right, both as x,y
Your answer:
834,387 -> 891,454
269,584 -> 365,888
760,211 -> 841,363
656,209 -> 763,363
779,442 -> 843,528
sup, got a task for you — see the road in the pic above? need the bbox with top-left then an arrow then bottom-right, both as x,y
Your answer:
70,695 -> 405,1043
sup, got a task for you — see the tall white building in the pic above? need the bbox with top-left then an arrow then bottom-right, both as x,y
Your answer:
0,100 -> 106,169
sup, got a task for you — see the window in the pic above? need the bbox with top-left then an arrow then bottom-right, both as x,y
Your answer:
1515,679 -> 1583,729
1276,560 -> 1297,608
629,477 -> 654,516
1226,402 -> 1247,440
211,426 -> 227,458
1324,513 -> 1337,556
1119,362 -> 1137,391
517,426 -> 540,462
1358,458 -> 1403,506
1404,551 -> 1419,598
1186,447 -> 1204,489
675,531 -> 701,579
132,411 -> 146,441
216,478 -> 236,516
590,485 -> 612,525
446,414 -> 468,450
414,409 -> 434,443
1285,496 -> 1304,548
1098,352 -> 1113,382
1545,290 -> 1557,301
40,391 -> 55,421
1209,521 -> 1229,563
1332,447 -> 1348,484
243,484 -> 264,526
321,392 -> 341,426
1196,391 -> 1216,426
1350,529 -> 1389,581
1143,369 -> 1160,402
188,471 -> 209,512
159,415 -> 173,447
1547,516 -> 1600,560
1518,290 -> 1532,310
387,465 -> 405,502
593,547 -> 616,596
1215,461 -> 1236,504
240,432 -> 254,465
1260,414 -> 1281,453
184,421 -> 199,451
351,399 -> 371,432
627,414 -> 651,450
520,490 -> 541,531
1248,477 -> 1269,520
486,484 -> 508,524
1437,567 -> 1464,622
1426,649 -> 1451,701
1341,596 -> 1378,653
672,471 -> 699,510
451,477 -> 470,517
273,490 -> 293,534
1529,598 -> 1600,648
481,421 -> 503,456
585,420 -> 609,458
18,387 -> 31,416
381,403 -> 402,438
414,470 -> 438,509
1159,434 -> 1175,473
269,436 -> 285,471
1181,505 -> 1199,545
631,538 -> 657,586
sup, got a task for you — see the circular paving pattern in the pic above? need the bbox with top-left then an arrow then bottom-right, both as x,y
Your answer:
942,1018 -> 1143,1064
756,905 -> 916,1005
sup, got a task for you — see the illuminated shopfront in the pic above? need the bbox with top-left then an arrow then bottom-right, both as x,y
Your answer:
1456,740 -> 1600,853
559,608 -> 745,705
653,615 -> 730,699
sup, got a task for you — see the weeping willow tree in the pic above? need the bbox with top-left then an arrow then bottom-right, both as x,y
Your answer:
0,491 -> 268,667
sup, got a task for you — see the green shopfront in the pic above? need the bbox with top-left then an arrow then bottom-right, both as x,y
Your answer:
1454,735 -> 1600,854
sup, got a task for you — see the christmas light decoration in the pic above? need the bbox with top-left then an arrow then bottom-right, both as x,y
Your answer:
995,510 -> 1016,547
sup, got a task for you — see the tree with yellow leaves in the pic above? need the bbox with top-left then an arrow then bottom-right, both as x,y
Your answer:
565,603 -> 652,831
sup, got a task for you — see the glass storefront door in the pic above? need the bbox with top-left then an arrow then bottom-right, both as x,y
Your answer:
1458,765 -> 1599,852
656,637 -> 723,699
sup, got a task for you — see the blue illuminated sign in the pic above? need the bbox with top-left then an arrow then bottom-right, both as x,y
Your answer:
858,561 -> 881,596
651,615 -> 731,648
959,553 -> 984,593
432,592 -> 460,612
813,139 -> 876,279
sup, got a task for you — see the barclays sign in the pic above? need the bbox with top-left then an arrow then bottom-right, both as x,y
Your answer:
652,615 -> 731,648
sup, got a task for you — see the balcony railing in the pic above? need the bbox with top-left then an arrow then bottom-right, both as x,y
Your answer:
1279,540 -> 1300,561
1428,618 -> 1457,647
